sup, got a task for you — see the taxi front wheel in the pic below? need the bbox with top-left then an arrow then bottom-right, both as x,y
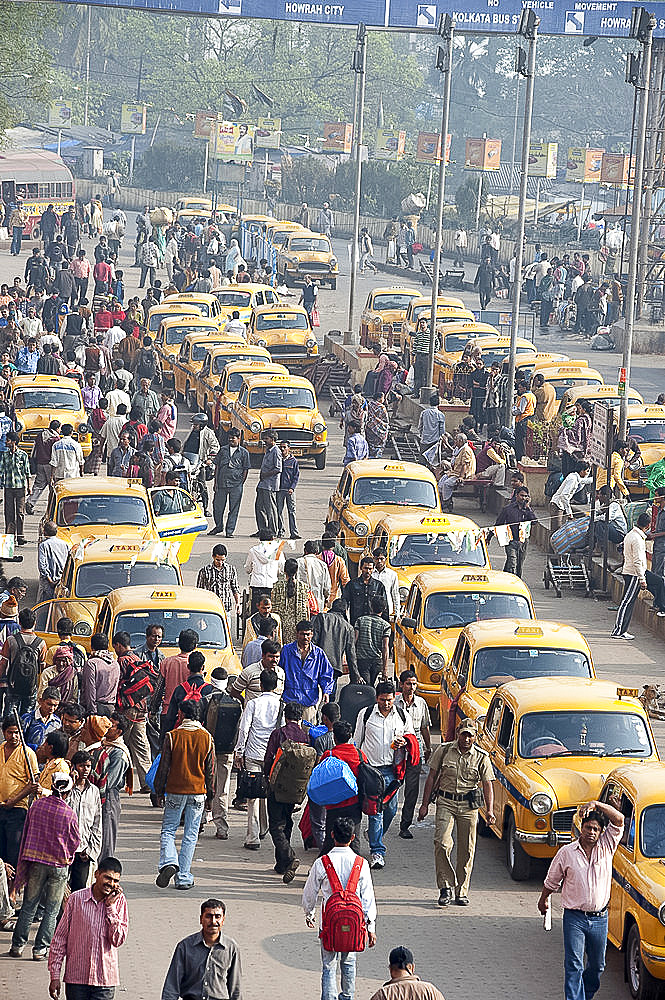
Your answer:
506,812 -> 531,881
626,923 -> 661,1000
315,452 -> 326,470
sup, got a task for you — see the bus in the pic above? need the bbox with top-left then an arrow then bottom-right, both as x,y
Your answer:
0,149 -> 75,237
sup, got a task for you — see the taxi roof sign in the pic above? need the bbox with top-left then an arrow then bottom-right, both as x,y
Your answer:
151,590 -> 176,599
110,545 -> 141,552
384,464 -> 405,472
617,686 -> 640,699
461,574 -> 488,583
514,625 -> 544,637
420,516 -> 450,527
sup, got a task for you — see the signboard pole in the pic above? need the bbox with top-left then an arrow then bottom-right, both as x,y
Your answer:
427,16 -> 454,396
577,182 -> 585,240
474,173 -> 482,232
506,14 -> 538,427
620,9 -> 655,440
203,139 -> 209,195
347,23 -> 367,336
57,130 -> 62,157
588,401 -> 611,589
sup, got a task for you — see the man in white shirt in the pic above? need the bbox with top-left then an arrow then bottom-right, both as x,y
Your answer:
298,543 -> 331,612
353,681 -> 414,869
550,461 -> 592,530
106,381 -> 131,418
611,510 -> 651,640
234,667 -> 282,849
302,815 -> 377,1000
49,424 -> 84,481
20,307 -> 43,341
229,639 -> 285,702
371,548 -> 400,619
223,311 -> 246,339
104,324 -> 126,353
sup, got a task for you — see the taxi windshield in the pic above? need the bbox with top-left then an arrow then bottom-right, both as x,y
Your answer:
216,291 -> 251,308
372,293 -> 418,312
75,562 -> 179,597
256,312 -> 309,332
57,495 -> 149,528
164,325 -> 193,346
352,478 -> 438,508
182,201 -> 210,211
640,805 -> 665,857
14,389 -> 80,410
212,353 -> 263,374
481,346 -> 533,367
389,531 -> 486,568
248,386 -> 315,409
518,710 -> 652,759
289,237 -> 330,252
148,311 -> 180,332
473,648 -> 592,688
443,332 -> 475,352
192,340 -> 223,362
423,592 -> 531,630
114,609 -> 228,649
552,377 -> 603,399
413,304 -> 465,323
627,420 -> 665,443
188,302 -> 209,316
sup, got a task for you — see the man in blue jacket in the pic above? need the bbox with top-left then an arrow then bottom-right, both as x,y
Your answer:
279,620 -> 334,723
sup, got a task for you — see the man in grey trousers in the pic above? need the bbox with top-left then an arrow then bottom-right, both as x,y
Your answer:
254,430 -> 282,536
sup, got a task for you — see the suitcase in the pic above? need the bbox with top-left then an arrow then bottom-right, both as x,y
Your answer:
337,683 -> 376,729
550,515 -> 591,555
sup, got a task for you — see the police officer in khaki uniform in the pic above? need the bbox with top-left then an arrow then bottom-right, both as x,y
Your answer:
418,718 -> 495,906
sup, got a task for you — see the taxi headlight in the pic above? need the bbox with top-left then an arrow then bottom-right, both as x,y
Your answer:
15,421 -> 23,432
530,792 -> 553,815
250,420 -> 262,434
313,421 -> 326,434
306,338 -> 317,349
355,522 -> 369,538
78,422 -> 88,434
372,315 -> 382,326
257,339 -> 268,348
659,903 -> 665,926
427,652 -> 445,671
330,257 -> 337,266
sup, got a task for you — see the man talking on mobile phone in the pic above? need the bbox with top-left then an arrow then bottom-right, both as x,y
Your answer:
48,856 -> 128,1000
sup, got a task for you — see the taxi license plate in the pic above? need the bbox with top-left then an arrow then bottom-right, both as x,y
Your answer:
290,448 -> 303,456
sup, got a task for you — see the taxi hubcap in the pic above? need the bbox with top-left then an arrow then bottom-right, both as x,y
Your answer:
628,935 -> 640,992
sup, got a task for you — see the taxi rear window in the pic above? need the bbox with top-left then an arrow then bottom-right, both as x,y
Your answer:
57,495 -> 149,528
75,561 -> 179,598
423,592 -> 530,629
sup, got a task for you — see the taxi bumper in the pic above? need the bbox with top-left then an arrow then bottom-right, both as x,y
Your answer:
515,827 -> 572,846
641,942 -> 665,978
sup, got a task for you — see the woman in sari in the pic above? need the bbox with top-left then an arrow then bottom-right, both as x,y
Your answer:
366,392 -> 390,458
271,558 -> 309,644
342,386 -> 367,444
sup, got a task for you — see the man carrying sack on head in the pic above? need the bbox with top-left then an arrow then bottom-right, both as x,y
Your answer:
418,718 -> 495,908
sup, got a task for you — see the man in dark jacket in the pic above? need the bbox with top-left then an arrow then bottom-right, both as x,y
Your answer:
254,430 -> 282,536
211,428 -> 250,538
343,556 -> 387,625
53,262 -> 76,307
311,598 -> 359,687
264,700 -> 310,882
61,207 -> 81,258
277,440 -> 300,539
204,667 -> 242,840
24,249 -> 50,293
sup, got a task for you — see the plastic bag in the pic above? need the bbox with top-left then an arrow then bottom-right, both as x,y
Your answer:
311,306 -> 320,327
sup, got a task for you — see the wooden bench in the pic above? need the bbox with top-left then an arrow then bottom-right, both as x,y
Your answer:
453,476 -> 493,512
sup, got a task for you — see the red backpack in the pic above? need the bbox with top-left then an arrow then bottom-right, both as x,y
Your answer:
177,679 -> 205,723
319,855 -> 367,954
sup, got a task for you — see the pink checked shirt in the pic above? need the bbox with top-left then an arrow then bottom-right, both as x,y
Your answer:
48,886 -> 128,986
544,821 -> 623,911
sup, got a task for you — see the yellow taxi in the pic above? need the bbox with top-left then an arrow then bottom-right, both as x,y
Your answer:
146,302 -> 200,336
247,304 -> 318,371
503,352 -> 569,381
479,678 -> 658,880
370,511 -> 490,601
560,383 -> 644,414
439,619 -> 594,739
174,196 -> 212,223
173,329 -> 246,407
581,763 -> 665,999
54,539 -> 183,600
531,362 -> 604,402
214,360 -> 289,434
276,230 -> 338,289
156,316 -> 237,389
40,477 -> 207,563
403,297 -> 476,365
624,404 -> 665,497
395,570 -> 534,713
359,286 -> 422,349
215,283 -> 281,327
231,373 -> 327,468
327,461 -> 441,566
434,333 -> 536,396
10,375 -> 92,458
33,586 -> 240,678
194,343 -> 272,414
265,220 -> 307,248
170,292 -> 222,323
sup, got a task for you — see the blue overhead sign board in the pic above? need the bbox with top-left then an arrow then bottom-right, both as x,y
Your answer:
47,0 -> 665,37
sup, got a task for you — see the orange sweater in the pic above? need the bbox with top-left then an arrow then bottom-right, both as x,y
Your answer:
156,723 -> 215,797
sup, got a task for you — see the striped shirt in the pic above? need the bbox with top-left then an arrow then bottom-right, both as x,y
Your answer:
15,795 -> 80,891
48,886 -> 129,986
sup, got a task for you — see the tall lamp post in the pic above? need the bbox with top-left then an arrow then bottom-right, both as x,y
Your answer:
347,23 -> 367,336
619,6 -> 655,439
505,10 -> 539,426
426,14 -> 455,397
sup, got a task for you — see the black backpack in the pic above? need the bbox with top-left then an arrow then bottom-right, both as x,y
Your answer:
207,693 -> 242,754
8,633 -> 41,699
135,348 -> 157,381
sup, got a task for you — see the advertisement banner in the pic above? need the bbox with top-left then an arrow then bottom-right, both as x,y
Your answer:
48,101 -> 73,129
322,122 -> 353,154
600,152 -> 631,187
256,117 -> 282,149
194,111 -> 217,140
415,132 -> 451,165
566,147 -> 605,183
121,103 -> 147,135
375,128 -> 406,161
464,138 -> 501,171
210,120 -> 255,161
528,141 -> 558,178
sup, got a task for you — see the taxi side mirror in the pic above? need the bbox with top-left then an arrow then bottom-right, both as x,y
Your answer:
401,617 -> 417,630
504,749 -> 513,766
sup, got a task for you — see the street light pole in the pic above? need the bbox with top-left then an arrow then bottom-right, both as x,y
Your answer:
505,11 -> 539,427
427,15 -> 455,396
347,23 -> 367,336
620,7 -> 656,439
